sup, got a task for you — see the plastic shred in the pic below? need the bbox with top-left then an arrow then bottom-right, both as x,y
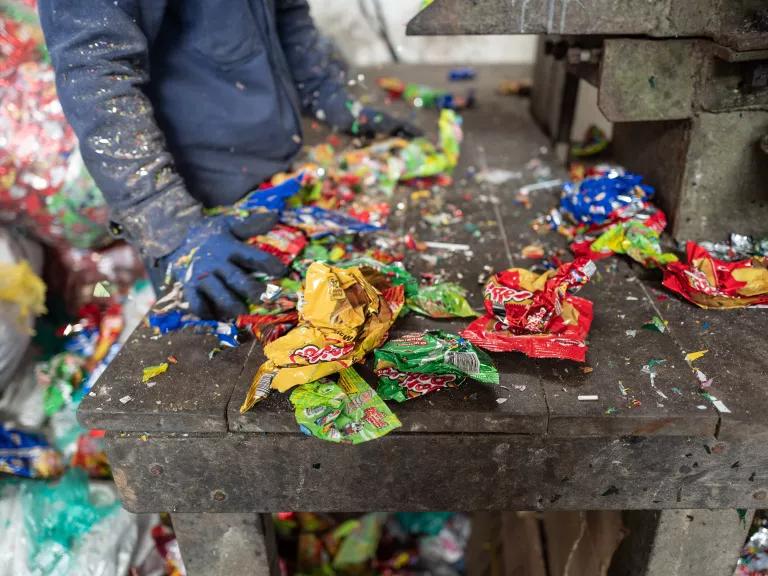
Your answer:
141,363 -> 168,383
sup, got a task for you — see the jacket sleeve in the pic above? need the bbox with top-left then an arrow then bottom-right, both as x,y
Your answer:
275,0 -> 356,131
37,0 -> 202,259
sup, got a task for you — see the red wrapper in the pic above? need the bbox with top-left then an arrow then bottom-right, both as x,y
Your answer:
462,296 -> 593,361
461,259 -> 596,361
569,240 -> 613,261
662,241 -> 768,309
248,224 -> 307,265
237,311 -> 299,345
483,258 -> 595,334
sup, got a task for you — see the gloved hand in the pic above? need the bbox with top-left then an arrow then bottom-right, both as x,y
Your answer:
353,107 -> 423,139
159,211 -> 286,319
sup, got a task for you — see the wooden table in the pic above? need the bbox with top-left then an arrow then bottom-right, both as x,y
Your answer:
79,65 -> 768,575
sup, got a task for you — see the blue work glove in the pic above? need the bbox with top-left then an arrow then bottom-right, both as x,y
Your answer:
159,211 -> 286,320
353,107 -> 423,139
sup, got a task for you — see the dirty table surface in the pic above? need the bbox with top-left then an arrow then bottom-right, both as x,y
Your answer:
80,65 -> 768,513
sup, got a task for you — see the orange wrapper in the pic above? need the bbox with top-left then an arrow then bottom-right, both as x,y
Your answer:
240,262 -> 404,412
662,241 -> 768,308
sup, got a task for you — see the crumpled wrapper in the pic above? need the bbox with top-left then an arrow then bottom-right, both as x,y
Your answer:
240,262 -> 404,412
663,241 -> 768,308
460,259 -> 595,362
572,220 -> 678,268
374,330 -> 498,402
290,368 -> 400,444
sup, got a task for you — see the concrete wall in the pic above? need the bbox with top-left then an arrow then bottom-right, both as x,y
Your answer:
307,0 -> 537,66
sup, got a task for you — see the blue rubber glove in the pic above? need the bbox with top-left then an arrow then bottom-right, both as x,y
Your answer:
353,107 -> 423,139
159,211 -> 286,320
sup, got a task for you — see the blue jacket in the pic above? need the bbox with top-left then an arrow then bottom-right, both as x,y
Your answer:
38,0 -> 355,258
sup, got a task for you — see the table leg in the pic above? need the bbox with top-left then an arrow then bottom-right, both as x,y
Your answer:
610,509 -> 753,576
171,512 -> 278,576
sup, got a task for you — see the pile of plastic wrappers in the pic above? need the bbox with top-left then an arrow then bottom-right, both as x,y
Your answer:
0,0 -> 110,249
0,2 -> 189,574
153,107 -> 768,448
273,511 -> 470,576
738,515 -> 768,576
546,164 -> 768,307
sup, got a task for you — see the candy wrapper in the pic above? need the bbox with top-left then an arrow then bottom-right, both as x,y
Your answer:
662,241 -> 768,308
148,309 -> 239,348
407,282 -> 477,318
281,206 -> 381,239
290,368 -> 401,444
0,260 -> 47,328
374,331 -> 498,402
570,125 -> 609,157
400,110 -> 462,181
377,77 -> 474,110
700,233 -> 768,261
246,224 -> 307,265
0,424 -> 63,479
559,173 -> 655,227
241,262 -> 405,412
237,173 -> 303,212
573,220 -> 678,268
37,352 -> 86,416
461,259 -> 596,361
70,429 -> 110,478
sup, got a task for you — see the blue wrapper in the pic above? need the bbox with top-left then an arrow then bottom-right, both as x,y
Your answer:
448,67 -> 476,81
239,174 -> 303,212
64,328 -> 99,358
0,424 -> 63,478
559,173 -> 654,226
280,206 -> 381,239
148,310 -> 239,348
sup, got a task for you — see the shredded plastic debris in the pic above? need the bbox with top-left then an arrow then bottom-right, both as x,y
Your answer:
684,350 -> 708,363
141,363 -> 168,383
641,315 -> 668,333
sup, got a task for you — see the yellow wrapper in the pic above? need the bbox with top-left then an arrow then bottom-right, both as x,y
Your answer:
0,261 -> 47,330
240,262 -> 404,412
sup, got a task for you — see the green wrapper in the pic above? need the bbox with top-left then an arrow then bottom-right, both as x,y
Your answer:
374,330 -> 499,402
290,368 -> 401,444
590,221 -> 678,268
407,282 -> 478,318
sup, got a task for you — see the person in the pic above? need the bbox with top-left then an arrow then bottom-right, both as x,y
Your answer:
38,0 -> 419,319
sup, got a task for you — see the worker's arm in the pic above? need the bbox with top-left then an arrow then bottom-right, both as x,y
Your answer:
37,0 -> 202,260
275,0 -> 421,138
